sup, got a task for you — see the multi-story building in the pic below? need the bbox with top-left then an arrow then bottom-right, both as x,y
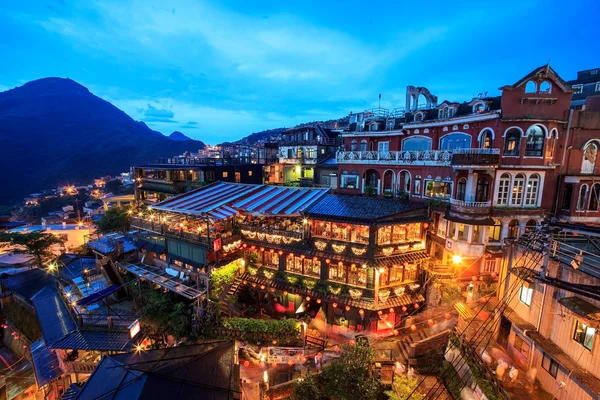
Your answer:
567,67 -> 600,109
501,225 -> 600,400
335,65 -> 573,279
129,182 -> 430,333
265,125 -> 341,187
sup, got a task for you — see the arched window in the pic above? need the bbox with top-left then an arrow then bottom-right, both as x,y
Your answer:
399,171 -> 411,193
476,178 -> 490,202
498,173 -> 511,206
546,134 -> 556,158
360,140 -> 367,152
539,81 -> 552,94
414,112 -> 424,122
370,123 -> 378,131
480,130 -> 493,149
562,184 -> 573,210
473,102 -> 486,113
350,140 -> 358,151
413,175 -> 422,195
504,129 -> 521,156
525,81 -> 537,93
456,178 -> 467,200
296,148 -> 303,158
440,133 -> 471,150
578,184 -> 589,211
525,174 -> 540,206
511,174 -> 525,206
402,136 -> 432,151
525,220 -> 537,232
508,220 -> 520,239
489,219 -> 502,242
590,184 -> 600,211
582,141 -> 598,174
525,125 -> 545,157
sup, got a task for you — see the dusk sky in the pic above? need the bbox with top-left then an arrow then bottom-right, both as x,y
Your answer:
2,0 -> 599,145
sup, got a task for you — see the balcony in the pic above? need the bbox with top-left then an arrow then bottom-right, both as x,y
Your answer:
278,156 -> 318,165
451,148 -> 500,168
239,224 -> 304,243
449,198 -> 492,216
362,107 -> 390,121
131,217 -> 216,249
445,238 -> 485,257
62,360 -> 98,374
279,138 -> 336,146
336,150 -> 452,166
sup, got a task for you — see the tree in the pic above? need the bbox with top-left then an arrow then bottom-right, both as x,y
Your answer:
385,375 -> 425,400
0,231 -> 64,266
293,342 -> 383,400
95,206 -> 130,234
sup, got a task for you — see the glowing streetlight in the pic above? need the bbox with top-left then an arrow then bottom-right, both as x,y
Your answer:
452,255 -> 463,265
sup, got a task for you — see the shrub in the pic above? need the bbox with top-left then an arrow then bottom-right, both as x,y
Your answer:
222,318 -> 300,339
210,261 -> 239,298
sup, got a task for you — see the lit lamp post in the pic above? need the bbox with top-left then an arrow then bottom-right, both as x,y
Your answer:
452,254 -> 463,275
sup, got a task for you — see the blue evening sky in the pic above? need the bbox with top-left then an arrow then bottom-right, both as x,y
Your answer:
2,0 -> 599,145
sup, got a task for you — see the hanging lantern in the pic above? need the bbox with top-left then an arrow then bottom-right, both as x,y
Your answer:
242,280 -> 248,285
401,306 -> 408,313
287,359 -> 294,366
491,272 -> 497,278
301,357 -> 307,364
243,360 -> 250,367
270,249 -> 274,253
345,305 -> 351,311
272,339 -> 277,345
445,312 -> 452,320
260,247 -> 265,252
349,340 -> 356,346
338,261 -> 343,266
428,319 -> 434,327
316,299 -> 322,304
251,245 -> 256,250
389,308 -> 394,313
325,259 -> 331,264
243,244 -> 247,248
290,253 -> 295,257
313,257 -> 318,261
278,251 -> 283,255
410,324 -> 417,331
393,330 -> 399,336
378,310 -> 383,316
316,352 -> 323,360
270,288 -> 275,293
332,303 -> 338,308
359,309 -> 365,316
272,362 -> 277,368
334,345 -> 340,352
251,283 -> 257,288
472,276 -> 477,281
414,303 -> 419,309
306,296 -> 311,302
300,255 -> 305,259
423,222 -> 429,229
260,285 -> 265,290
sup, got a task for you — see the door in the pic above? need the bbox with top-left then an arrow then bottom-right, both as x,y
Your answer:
497,316 -> 512,349
235,172 -> 241,183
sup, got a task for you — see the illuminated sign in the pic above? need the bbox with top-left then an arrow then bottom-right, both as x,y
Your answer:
129,320 -> 141,339
266,347 -> 304,364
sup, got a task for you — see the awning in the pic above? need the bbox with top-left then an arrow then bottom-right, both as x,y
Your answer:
208,205 -> 238,221
558,296 -> 600,322
444,213 -> 496,226
233,185 -> 330,216
76,284 -> 120,307
135,240 -> 166,255
375,251 -> 429,267
30,339 -> 63,388
167,253 -> 205,269
118,262 -> 205,300
50,330 -> 136,352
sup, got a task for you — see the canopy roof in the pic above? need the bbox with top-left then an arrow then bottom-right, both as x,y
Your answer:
152,181 -> 330,218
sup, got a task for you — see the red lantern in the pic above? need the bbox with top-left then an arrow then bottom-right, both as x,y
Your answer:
472,276 -> 477,281
243,244 -> 247,248
377,310 -> 383,316
316,352 -> 323,360
338,261 -> 343,266
301,357 -> 307,364
332,303 -> 338,308
251,283 -> 257,288
423,222 -> 429,229
242,280 -> 247,285
260,247 -> 265,252
287,360 -> 294,366
428,319 -> 434,327
300,255 -> 305,259
283,291 -> 288,296
270,249 -> 274,253
270,288 -> 275,293
272,339 -> 277,345
272,362 -> 277,367
260,285 -> 265,290
345,305 -> 351,311
290,253 -> 294,257
278,251 -> 283,255
414,303 -> 419,309
401,306 -> 408,313
334,345 -> 340,352
251,245 -> 256,250
316,299 -> 322,304
491,272 -> 497,279
358,309 -> 364,316
313,257 -> 318,261
306,296 -> 311,302
389,308 -> 394,313
393,330 -> 399,336
410,324 -> 417,331
325,259 -> 331,264
445,312 -> 452,320
243,360 -> 250,367
349,340 -> 356,345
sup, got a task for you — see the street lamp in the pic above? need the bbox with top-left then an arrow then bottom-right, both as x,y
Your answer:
452,255 -> 463,265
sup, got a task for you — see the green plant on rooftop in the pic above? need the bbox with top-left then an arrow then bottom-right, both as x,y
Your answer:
95,206 -> 131,234
210,261 -> 240,298
222,318 -> 299,341
0,231 -> 65,266
293,341 -> 383,400
385,374 -> 425,400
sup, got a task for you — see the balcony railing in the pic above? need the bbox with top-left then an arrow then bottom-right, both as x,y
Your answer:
451,148 -> 500,155
362,107 -> 390,120
336,150 -> 452,166
279,138 -> 336,146
239,224 -> 303,241
278,157 -> 318,165
63,360 -> 98,374
449,198 -> 492,208
452,148 -> 501,167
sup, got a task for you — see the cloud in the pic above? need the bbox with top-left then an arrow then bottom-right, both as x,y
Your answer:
143,104 -> 174,119
180,124 -> 198,129
143,117 -> 178,123
184,121 -> 198,125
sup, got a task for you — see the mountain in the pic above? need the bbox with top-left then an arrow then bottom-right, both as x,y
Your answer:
168,131 -> 192,141
0,78 -> 205,204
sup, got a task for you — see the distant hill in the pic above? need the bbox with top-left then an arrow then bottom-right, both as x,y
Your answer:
168,131 -> 193,141
230,117 -> 350,145
0,78 -> 205,204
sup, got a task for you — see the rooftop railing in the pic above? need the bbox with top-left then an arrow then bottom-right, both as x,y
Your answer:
449,198 -> 492,208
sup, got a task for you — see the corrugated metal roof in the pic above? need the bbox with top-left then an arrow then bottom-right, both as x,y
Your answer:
30,339 -> 63,388
31,287 -> 77,346
51,330 -> 136,352
153,181 -> 330,217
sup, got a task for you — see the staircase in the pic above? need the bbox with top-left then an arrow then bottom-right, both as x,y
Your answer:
226,277 -> 243,298
305,328 -> 326,350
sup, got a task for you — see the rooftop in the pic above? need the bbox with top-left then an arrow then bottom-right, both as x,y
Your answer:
0,268 -> 56,303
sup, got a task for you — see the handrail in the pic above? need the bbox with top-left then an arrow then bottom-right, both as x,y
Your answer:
449,198 -> 492,207
452,148 -> 500,155
336,150 -> 452,165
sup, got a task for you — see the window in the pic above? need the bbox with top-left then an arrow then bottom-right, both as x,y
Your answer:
562,184 -> 573,210
542,353 -> 559,378
348,264 -> 367,286
473,102 -> 486,113
221,171 -> 228,178
414,112 -> 424,122
504,129 -> 521,156
514,334 -> 530,358
489,219 -> 502,242
524,174 -> 540,206
402,136 -> 432,151
508,220 -> 520,239
350,140 -> 357,151
296,148 -> 303,158
472,225 -> 482,243
425,180 -> 451,199
511,174 -> 525,206
596,82 -> 600,92
476,178 -> 490,202
546,134 -> 556,158
573,320 -> 595,351
206,171 -> 215,181
329,262 -> 346,283
525,126 -> 545,157
480,130 -> 493,149
539,81 -> 552,94
437,216 -> 448,237
525,220 -> 537,232
413,175 -> 422,195
360,140 -> 367,152
589,184 -> 600,211
525,81 -> 537,93
497,174 -> 511,206
572,84 -> 583,94
248,171 -> 253,176
483,259 -> 497,273
582,141 -> 598,173
340,173 -> 359,189
578,184 -> 589,211
378,142 -> 389,152
440,133 -> 471,150
593,70 -> 599,75
519,284 -> 533,306
456,178 -> 467,200
307,148 -> 315,159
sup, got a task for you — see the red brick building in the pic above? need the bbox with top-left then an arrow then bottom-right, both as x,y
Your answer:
336,65 -> 574,279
